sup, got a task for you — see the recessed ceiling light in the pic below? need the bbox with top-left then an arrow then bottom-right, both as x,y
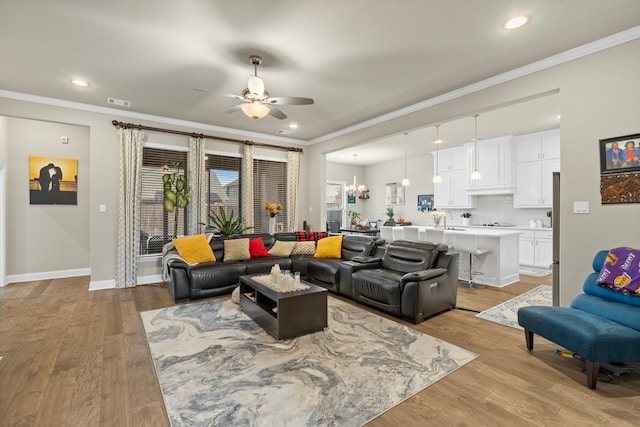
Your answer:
289,123 -> 298,129
70,79 -> 89,87
504,16 -> 528,30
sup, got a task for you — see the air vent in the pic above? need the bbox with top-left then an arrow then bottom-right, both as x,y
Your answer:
107,97 -> 131,107
277,129 -> 293,135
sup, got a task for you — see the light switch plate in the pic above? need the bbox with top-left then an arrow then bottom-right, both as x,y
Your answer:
99,204 -> 106,213
573,201 -> 589,214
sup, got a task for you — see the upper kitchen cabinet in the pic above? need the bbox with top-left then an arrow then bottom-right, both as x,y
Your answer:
465,136 -> 515,195
432,146 -> 476,208
513,129 -> 560,207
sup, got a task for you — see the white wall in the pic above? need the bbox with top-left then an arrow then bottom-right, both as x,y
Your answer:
0,117 -> 6,286
307,39 -> 640,306
6,118 -> 90,279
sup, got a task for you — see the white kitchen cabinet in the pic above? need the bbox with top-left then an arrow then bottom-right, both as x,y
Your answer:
466,136 -> 515,194
519,232 -> 535,265
514,129 -> 560,207
519,230 -> 553,268
432,146 -> 475,208
534,232 -> 553,268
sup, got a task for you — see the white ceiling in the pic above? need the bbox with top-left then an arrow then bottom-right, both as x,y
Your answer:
1,1 -> 639,148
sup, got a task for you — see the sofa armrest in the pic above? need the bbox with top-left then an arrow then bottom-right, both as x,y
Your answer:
401,268 -> 447,284
338,259 -> 380,298
351,255 -> 381,265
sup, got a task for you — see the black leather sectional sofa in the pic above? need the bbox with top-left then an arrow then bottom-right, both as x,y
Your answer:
163,233 -> 459,323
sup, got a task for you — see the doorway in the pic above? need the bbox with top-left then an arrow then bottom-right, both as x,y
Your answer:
0,165 -> 5,286
326,180 -> 346,232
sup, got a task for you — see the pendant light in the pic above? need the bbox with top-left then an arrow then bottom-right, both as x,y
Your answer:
471,114 -> 482,181
346,153 -> 366,197
433,125 -> 442,183
401,132 -> 410,186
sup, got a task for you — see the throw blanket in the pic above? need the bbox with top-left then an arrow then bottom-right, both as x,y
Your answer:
161,233 -> 215,282
597,247 -> 640,295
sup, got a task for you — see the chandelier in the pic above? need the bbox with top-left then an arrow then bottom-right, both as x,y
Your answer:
346,154 -> 368,198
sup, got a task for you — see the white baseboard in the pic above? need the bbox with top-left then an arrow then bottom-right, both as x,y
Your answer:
88,279 -> 116,291
89,274 -> 164,291
4,269 -> 163,291
6,268 -> 90,285
137,274 -> 163,285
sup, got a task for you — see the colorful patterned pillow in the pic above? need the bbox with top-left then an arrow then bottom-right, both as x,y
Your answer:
597,247 -> 640,296
295,231 -> 329,242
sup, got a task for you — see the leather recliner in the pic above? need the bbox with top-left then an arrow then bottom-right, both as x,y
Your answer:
306,235 -> 377,294
350,240 -> 459,323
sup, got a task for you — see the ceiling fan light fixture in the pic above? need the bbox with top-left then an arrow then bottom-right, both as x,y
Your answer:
241,102 -> 269,119
247,75 -> 265,97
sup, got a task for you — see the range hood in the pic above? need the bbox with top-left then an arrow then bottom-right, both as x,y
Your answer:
465,186 -> 515,195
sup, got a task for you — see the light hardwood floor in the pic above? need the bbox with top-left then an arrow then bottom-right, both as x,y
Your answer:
1,275 -> 638,426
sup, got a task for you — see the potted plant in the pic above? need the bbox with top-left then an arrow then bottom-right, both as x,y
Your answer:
384,207 -> 395,225
162,161 -> 192,238
347,210 -> 361,226
208,206 -> 253,237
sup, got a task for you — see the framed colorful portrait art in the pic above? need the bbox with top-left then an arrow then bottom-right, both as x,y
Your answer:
600,133 -> 640,174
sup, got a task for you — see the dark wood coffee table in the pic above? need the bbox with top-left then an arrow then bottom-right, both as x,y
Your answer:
239,274 -> 328,340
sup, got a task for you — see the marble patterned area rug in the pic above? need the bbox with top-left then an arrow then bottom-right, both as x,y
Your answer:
141,297 -> 478,427
476,285 -> 552,329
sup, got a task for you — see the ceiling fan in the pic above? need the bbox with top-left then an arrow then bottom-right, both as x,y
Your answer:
194,55 -> 314,120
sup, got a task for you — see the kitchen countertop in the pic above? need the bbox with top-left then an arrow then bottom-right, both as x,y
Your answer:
396,225 -> 523,237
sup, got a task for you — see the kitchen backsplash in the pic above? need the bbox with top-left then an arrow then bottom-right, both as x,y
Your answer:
438,195 -> 552,227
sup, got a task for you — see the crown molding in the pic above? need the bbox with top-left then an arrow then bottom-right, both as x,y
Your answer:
0,90 -> 308,146
310,25 -> 640,145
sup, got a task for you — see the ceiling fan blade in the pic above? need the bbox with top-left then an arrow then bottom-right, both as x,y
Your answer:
223,104 -> 244,115
267,96 -> 314,105
267,105 -> 287,120
193,87 -> 245,101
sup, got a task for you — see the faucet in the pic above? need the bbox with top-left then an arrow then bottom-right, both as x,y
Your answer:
444,210 -> 453,229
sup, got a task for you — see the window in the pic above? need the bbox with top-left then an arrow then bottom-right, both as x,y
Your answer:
140,147 -> 188,255
254,159 -> 288,233
205,154 -> 242,224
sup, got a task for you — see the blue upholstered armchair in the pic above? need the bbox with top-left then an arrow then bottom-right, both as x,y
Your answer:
518,250 -> 640,389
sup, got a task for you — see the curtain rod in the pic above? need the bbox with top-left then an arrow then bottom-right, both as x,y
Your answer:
111,120 -> 303,153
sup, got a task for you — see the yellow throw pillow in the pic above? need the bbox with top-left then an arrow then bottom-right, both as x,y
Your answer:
314,235 -> 343,259
223,238 -> 251,261
173,234 -> 216,265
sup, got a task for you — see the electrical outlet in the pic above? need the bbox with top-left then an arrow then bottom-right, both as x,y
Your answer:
60,136 -> 69,144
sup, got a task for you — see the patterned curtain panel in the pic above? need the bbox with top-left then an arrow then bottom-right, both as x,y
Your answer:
115,128 -> 143,288
286,150 -> 300,232
242,143 -> 254,230
187,136 -> 206,235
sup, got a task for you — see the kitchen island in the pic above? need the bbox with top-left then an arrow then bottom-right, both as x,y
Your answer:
381,226 -> 521,287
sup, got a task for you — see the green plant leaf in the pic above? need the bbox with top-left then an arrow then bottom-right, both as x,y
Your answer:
163,199 -> 175,212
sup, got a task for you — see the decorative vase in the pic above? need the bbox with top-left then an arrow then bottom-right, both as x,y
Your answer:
269,216 -> 276,234
462,218 -> 470,226
351,218 -> 357,226
433,216 -> 442,229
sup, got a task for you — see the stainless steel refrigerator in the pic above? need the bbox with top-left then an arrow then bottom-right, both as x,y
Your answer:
552,171 -> 560,306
